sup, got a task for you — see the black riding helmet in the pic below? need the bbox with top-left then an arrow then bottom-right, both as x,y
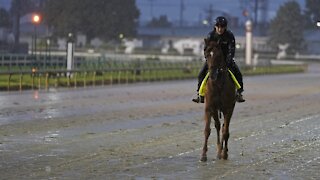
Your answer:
215,16 -> 228,27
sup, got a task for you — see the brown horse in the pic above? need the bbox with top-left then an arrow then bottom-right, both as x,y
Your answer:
201,39 -> 237,161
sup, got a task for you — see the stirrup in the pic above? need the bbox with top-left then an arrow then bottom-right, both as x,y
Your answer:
192,95 -> 204,103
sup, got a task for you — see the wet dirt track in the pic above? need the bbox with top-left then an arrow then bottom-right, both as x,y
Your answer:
1,64 -> 320,179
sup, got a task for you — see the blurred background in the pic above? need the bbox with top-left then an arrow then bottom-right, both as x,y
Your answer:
0,0 -> 319,90
1,0 -> 319,58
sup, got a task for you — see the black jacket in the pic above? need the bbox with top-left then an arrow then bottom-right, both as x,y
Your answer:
205,28 -> 236,66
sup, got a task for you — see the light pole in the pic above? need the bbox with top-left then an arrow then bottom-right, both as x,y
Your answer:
32,14 -> 41,68
245,20 -> 253,66
66,33 -> 74,77
44,38 -> 51,69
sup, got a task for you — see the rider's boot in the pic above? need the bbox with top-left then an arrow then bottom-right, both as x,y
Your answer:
192,93 -> 204,103
236,89 -> 245,103
230,62 -> 245,103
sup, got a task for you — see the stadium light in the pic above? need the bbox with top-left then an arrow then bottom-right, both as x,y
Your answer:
31,13 -> 41,68
317,21 -> 320,27
32,14 -> 41,24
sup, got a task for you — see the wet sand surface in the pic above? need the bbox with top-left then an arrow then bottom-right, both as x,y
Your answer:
1,64 -> 320,179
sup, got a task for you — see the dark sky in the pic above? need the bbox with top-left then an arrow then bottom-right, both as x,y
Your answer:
0,0 -> 305,24
136,0 -> 305,23
0,0 -> 10,9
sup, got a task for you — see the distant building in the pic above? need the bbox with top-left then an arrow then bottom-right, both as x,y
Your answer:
2,12 -> 318,56
137,25 -> 272,56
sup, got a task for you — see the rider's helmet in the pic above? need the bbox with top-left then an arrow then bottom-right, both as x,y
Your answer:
215,16 -> 228,27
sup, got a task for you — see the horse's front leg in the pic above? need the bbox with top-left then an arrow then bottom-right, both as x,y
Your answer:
201,107 -> 211,162
212,111 -> 222,159
221,109 -> 233,160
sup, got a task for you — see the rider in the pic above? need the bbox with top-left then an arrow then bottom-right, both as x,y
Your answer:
192,16 -> 245,103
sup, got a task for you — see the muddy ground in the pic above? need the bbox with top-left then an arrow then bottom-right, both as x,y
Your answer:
0,64 -> 320,179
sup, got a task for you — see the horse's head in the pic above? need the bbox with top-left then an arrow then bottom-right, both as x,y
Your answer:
204,39 -> 225,80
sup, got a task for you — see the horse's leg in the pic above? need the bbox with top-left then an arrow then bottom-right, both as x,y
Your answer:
212,111 -> 222,159
221,109 -> 234,160
201,107 -> 211,162
221,120 -> 229,160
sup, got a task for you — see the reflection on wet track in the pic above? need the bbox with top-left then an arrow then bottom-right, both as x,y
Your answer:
1,64 -> 320,179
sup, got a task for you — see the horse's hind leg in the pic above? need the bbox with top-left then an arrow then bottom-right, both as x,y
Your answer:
213,112 -> 222,159
201,108 -> 211,162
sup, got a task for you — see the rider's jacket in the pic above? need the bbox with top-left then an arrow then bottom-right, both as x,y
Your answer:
205,29 -> 236,66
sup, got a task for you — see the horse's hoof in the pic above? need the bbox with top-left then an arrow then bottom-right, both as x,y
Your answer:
222,153 -> 228,160
216,154 -> 221,159
200,156 -> 207,162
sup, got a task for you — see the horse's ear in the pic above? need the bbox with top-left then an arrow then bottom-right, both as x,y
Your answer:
204,38 -> 208,44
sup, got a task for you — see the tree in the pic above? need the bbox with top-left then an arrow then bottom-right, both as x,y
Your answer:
304,0 -> 320,28
0,8 -> 11,28
10,0 -> 36,51
268,1 -> 305,54
44,0 -> 140,43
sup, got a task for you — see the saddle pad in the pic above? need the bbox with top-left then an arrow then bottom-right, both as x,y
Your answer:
199,69 -> 241,96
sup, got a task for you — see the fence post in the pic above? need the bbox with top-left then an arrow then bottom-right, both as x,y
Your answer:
38,75 -> 41,90
74,72 -> 77,88
67,74 -> 70,87
126,70 -> 129,84
110,71 -> 113,86
7,74 -> 11,91
84,71 -> 87,88
19,73 -> 23,91
32,73 -> 35,90
140,69 -> 143,82
102,71 -> 105,86
118,71 -> 121,84
155,68 -> 161,81
133,69 -> 136,83
45,73 -> 49,91
55,76 -> 59,88
93,71 -> 96,87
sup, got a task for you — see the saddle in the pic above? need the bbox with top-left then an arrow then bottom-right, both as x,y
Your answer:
199,69 -> 241,97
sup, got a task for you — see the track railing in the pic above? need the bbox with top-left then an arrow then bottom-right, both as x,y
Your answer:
0,66 -> 200,91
